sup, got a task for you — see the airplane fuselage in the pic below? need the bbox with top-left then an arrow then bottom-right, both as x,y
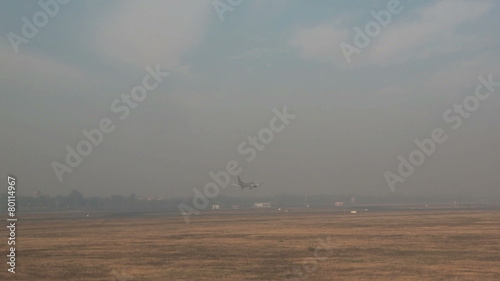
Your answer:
235,177 -> 261,189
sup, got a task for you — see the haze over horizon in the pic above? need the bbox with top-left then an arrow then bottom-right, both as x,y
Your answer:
1,0 -> 499,199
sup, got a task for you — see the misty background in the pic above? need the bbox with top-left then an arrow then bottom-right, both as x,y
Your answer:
1,0 -> 499,200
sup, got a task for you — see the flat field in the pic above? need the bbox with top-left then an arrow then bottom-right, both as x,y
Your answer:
2,209 -> 500,280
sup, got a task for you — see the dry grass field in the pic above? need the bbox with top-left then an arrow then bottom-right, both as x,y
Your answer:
2,209 -> 500,281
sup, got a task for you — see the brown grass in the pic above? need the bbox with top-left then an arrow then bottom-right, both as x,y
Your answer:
2,209 -> 500,280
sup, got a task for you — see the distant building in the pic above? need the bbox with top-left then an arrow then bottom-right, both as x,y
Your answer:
211,205 -> 220,210
254,202 -> 272,208
137,196 -> 163,201
334,202 -> 344,207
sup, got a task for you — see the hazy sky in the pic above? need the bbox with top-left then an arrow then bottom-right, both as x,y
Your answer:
1,0 -> 499,198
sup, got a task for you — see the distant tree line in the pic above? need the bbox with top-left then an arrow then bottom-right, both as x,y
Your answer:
0,190 -> 497,213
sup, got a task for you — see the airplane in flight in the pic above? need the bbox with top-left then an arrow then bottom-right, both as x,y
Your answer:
232,176 -> 263,190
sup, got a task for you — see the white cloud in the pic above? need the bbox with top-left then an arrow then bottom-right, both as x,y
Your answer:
0,36 -> 88,90
225,47 -> 272,60
93,0 -> 211,69
290,20 -> 349,64
367,0 -> 493,64
290,0 -> 494,66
